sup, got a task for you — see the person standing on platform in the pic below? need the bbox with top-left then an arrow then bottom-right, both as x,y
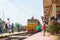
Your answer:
43,21 -> 46,36
56,14 -> 60,23
0,21 -> 2,33
5,23 -> 8,33
11,23 -> 14,33
17,25 -> 20,32
36,24 -> 40,32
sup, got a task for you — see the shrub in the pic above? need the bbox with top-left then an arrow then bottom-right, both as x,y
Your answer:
48,21 -> 60,35
46,28 -> 49,32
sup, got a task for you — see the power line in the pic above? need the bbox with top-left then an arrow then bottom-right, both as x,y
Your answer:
8,0 -> 34,16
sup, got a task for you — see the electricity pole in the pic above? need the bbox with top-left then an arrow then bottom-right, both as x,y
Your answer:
3,11 -> 4,21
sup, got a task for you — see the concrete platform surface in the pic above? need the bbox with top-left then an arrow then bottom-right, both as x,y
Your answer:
24,31 -> 59,40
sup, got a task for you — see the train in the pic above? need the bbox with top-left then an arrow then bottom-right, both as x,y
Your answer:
26,17 -> 41,33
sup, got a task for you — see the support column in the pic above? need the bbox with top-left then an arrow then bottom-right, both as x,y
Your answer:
51,0 -> 57,18
48,0 -> 57,26
52,3 -> 56,18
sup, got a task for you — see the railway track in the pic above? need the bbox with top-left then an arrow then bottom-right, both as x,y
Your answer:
0,32 -> 33,40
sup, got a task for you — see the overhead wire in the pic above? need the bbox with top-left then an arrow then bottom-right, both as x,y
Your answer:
8,0 -> 34,16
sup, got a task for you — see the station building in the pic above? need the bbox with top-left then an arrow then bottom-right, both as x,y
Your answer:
42,0 -> 60,25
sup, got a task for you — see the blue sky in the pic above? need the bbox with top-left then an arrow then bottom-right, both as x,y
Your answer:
0,0 -> 43,25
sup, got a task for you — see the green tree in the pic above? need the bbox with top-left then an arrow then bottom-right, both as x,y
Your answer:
14,23 -> 22,31
15,23 -> 20,27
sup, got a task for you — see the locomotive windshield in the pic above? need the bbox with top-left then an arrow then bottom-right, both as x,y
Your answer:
28,20 -> 37,23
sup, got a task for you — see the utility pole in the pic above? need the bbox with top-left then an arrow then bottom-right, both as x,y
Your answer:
3,11 -> 4,21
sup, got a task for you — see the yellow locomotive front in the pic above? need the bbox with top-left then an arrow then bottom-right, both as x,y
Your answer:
26,17 -> 40,33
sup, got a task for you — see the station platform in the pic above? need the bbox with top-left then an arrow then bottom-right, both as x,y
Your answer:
24,31 -> 59,40
0,31 -> 27,38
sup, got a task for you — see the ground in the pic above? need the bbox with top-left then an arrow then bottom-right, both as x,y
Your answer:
24,31 -> 60,40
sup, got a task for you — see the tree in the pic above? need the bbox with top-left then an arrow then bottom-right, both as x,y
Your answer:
14,23 -> 22,32
15,23 -> 21,27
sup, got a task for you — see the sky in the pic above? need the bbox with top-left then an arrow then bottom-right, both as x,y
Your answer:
0,0 -> 44,26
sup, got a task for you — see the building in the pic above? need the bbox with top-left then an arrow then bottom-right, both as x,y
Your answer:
42,0 -> 60,25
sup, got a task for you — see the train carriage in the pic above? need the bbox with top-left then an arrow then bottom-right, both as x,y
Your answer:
26,17 -> 41,33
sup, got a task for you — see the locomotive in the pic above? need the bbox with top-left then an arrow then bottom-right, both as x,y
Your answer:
26,17 -> 41,33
